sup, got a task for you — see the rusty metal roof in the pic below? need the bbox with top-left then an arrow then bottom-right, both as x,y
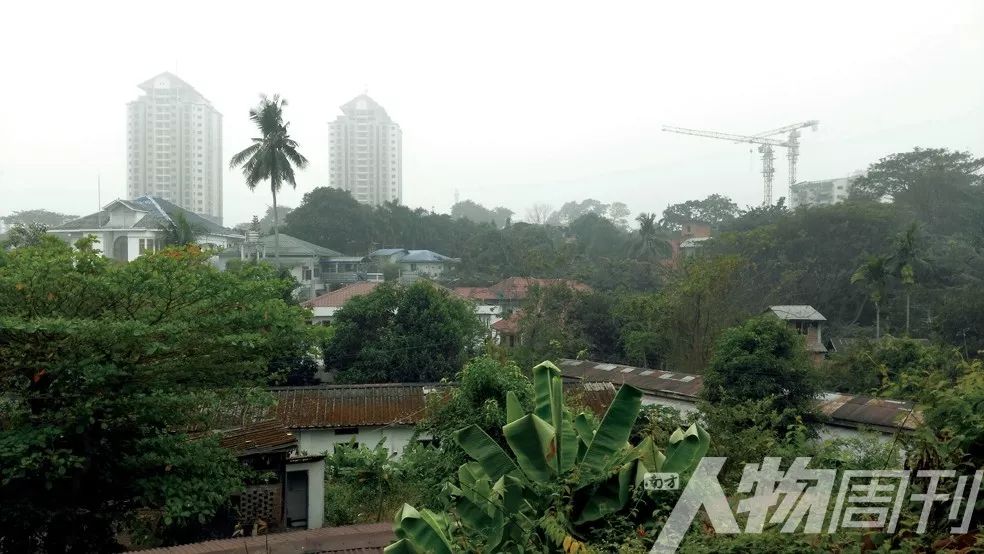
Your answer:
218,418 -> 297,456
270,381 -> 617,430
271,383 -> 453,429
133,522 -> 393,553
559,359 -> 703,400
559,359 -> 922,433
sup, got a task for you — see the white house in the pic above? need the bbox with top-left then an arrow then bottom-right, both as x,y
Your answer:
368,248 -> 459,282
215,233 -> 353,299
48,196 -> 242,262
271,383 -> 448,457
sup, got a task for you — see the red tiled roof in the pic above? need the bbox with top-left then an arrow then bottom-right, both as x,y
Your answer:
218,419 -> 296,456
303,281 -> 381,308
454,277 -> 591,303
491,310 -> 522,335
133,522 -> 394,553
452,286 -> 495,301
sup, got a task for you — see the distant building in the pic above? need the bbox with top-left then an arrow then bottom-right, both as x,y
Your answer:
454,277 -> 592,311
127,72 -> 223,223
367,248 -> 457,282
764,305 -> 828,365
328,94 -> 402,207
789,177 -> 854,209
215,233 -> 366,299
302,281 -> 382,324
48,196 -> 241,262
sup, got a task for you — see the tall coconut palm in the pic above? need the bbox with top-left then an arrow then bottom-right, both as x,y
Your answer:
891,223 -> 922,336
229,94 -> 308,264
635,212 -> 671,259
852,255 -> 890,339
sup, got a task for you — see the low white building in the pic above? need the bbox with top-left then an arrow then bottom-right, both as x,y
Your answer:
789,177 -> 856,209
48,196 -> 242,261
271,383 -> 447,457
270,381 -> 617,458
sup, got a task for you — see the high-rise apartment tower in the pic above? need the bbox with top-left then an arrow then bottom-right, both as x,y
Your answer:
328,94 -> 402,206
127,72 -> 223,223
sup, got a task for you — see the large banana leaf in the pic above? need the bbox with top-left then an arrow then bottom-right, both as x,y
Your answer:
580,384 -> 643,477
572,460 -> 637,524
532,361 -> 560,421
505,390 -> 523,424
453,425 -> 519,482
503,413 -> 556,482
634,435 -> 667,472
662,423 -> 710,474
391,504 -> 453,554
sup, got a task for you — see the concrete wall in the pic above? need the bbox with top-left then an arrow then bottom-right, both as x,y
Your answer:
286,458 -> 325,529
295,426 -> 420,457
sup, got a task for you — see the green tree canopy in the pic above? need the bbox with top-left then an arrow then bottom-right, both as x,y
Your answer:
660,193 -> 740,230
325,281 -> 484,382
850,147 -> 984,234
700,316 -> 821,436
0,237 -> 313,551
450,200 -> 513,228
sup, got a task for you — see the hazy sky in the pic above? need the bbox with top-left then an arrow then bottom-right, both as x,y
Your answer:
2,1 -> 982,226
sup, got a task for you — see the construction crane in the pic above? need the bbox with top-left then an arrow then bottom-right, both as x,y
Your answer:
662,120 -> 819,206
752,120 -> 819,191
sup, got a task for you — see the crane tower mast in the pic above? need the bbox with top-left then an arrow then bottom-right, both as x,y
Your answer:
662,121 -> 819,206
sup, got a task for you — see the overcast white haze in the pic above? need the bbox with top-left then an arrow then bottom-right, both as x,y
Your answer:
1,0 -> 982,226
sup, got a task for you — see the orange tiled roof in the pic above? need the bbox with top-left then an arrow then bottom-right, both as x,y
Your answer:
454,278 -> 590,303
303,281 -> 381,308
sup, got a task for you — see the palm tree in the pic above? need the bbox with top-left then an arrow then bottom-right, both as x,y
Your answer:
635,212 -> 670,259
229,94 -> 308,264
851,255 -> 890,339
891,223 -> 922,336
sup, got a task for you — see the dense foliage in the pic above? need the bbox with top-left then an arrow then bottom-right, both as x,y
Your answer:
388,362 -> 711,553
0,238 -> 313,552
324,281 -> 485,383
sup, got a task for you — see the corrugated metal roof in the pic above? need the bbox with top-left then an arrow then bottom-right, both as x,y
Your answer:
559,359 -> 921,433
218,418 -> 296,456
271,383 -> 452,429
132,522 -> 393,553
766,305 -> 827,321
559,359 -> 703,400
270,382 -> 617,430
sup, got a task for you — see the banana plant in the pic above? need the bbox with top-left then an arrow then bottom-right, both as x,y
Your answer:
386,361 -> 710,553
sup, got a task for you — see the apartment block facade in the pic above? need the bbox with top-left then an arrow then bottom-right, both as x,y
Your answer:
789,177 -> 854,209
127,72 -> 223,223
328,94 -> 402,206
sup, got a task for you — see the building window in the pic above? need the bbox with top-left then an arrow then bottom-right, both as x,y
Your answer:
138,238 -> 158,254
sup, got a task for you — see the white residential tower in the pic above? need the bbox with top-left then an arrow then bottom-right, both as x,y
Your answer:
127,72 -> 223,223
328,94 -> 402,206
